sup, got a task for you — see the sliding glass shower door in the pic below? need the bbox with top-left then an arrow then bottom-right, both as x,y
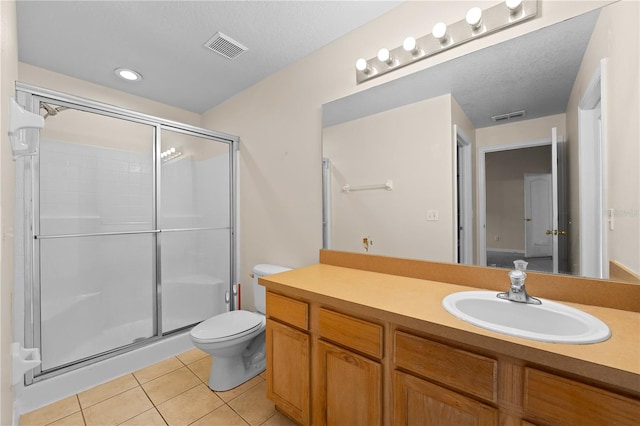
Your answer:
159,128 -> 232,333
36,106 -> 157,371
17,84 -> 238,382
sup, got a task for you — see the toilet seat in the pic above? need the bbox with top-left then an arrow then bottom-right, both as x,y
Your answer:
190,310 -> 264,344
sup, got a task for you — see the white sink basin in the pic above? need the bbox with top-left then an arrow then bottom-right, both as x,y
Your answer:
442,291 -> 611,344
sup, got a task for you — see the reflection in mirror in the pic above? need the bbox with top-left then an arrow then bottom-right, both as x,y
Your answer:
322,2 -> 639,283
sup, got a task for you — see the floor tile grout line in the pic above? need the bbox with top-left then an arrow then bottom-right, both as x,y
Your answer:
76,394 -> 87,426
132,383 -> 170,426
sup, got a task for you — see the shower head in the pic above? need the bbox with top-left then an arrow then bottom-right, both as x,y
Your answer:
40,102 -> 69,119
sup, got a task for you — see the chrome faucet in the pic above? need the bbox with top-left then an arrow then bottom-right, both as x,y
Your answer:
497,260 -> 541,305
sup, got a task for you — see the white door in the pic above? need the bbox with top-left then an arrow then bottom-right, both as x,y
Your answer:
524,173 -> 552,257
523,127 -> 560,274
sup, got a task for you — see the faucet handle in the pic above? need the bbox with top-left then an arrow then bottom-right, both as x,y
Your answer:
513,259 -> 528,271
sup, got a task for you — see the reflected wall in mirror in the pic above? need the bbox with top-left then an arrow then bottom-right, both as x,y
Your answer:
321,1 -> 639,283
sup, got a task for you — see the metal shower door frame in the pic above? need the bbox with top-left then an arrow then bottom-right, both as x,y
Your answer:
15,83 -> 239,384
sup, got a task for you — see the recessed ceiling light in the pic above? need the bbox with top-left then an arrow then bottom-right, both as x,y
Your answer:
115,68 -> 142,82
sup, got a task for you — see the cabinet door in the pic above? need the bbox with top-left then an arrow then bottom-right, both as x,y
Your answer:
317,340 -> 382,426
394,371 -> 498,426
266,319 -> 310,425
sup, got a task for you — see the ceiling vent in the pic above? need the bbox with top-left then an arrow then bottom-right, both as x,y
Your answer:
491,110 -> 526,122
203,32 -> 248,60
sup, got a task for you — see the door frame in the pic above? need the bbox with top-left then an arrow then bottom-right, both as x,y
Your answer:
453,125 -> 473,264
477,138 -> 552,266
578,60 -> 607,278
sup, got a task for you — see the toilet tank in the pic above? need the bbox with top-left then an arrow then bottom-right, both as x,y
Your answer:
252,264 -> 291,314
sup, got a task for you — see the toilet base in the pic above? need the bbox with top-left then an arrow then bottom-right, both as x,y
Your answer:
207,333 -> 266,391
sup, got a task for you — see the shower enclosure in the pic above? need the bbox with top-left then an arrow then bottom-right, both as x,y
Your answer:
14,84 -> 238,384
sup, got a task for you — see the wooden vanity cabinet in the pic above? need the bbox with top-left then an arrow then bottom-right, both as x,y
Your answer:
265,288 -> 639,426
265,292 -> 310,425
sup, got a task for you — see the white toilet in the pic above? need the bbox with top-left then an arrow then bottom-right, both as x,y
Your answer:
189,264 -> 291,391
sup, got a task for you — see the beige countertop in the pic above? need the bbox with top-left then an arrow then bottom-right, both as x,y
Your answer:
261,263 -> 640,394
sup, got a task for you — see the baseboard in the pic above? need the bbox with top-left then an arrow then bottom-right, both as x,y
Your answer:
486,248 -> 525,254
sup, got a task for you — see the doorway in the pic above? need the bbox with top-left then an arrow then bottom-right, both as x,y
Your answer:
478,138 -> 567,273
454,125 -> 472,264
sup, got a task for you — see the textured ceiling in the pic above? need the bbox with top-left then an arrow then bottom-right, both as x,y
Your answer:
16,0 -> 402,113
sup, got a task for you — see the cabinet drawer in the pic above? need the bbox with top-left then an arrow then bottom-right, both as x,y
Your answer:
394,331 -> 497,402
524,368 -> 640,426
318,308 -> 383,359
266,292 -> 308,330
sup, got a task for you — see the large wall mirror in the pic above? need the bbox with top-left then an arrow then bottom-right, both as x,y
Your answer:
321,2 -> 639,283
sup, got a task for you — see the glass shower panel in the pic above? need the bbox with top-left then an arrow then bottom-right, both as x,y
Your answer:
160,129 -> 230,230
36,102 -> 156,373
38,103 -> 154,236
161,229 -> 230,333
39,233 -> 155,371
160,129 -> 231,333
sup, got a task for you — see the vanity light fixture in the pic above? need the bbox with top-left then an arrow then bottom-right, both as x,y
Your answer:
160,146 -> 183,162
115,68 -> 142,82
355,0 -> 538,84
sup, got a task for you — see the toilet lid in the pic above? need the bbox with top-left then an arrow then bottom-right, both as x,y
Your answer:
191,310 -> 263,342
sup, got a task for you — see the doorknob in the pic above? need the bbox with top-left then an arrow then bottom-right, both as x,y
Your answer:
546,230 -> 557,235
558,230 -> 567,236
525,218 -> 532,222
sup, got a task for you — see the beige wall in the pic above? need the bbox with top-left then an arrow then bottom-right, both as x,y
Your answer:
1,0 -> 18,422
566,0 -> 640,276
323,95 -> 454,262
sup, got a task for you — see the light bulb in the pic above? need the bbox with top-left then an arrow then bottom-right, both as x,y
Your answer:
355,58 -> 368,72
505,0 -> 523,14
466,7 -> 483,30
377,48 -> 392,64
432,22 -> 448,42
403,36 -> 417,53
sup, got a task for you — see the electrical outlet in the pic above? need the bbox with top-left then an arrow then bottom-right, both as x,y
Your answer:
427,210 -> 439,221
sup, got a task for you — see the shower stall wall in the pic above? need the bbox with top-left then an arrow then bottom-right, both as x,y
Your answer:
14,84 -> 238,384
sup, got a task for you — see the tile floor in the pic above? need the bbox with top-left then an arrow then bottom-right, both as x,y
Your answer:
20,348 -> 297,426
